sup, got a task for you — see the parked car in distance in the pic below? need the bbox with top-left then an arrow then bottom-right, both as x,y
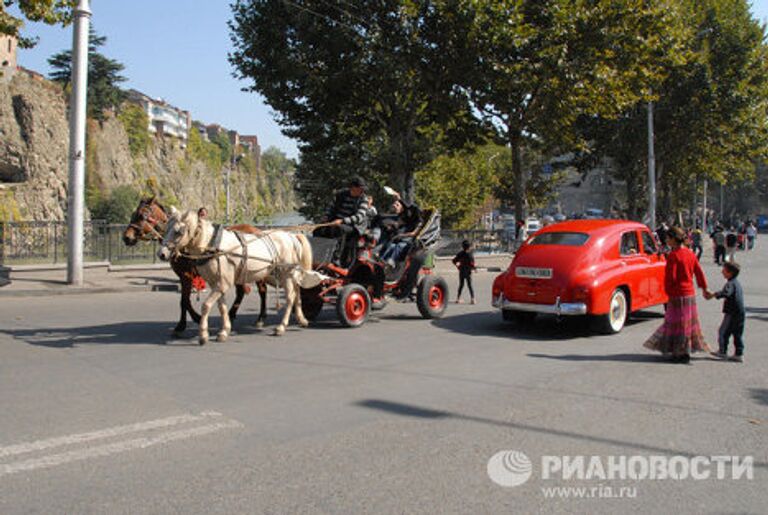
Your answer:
526,218 -> 541,234
584,208 -> 605,219
492,220 -> 668,333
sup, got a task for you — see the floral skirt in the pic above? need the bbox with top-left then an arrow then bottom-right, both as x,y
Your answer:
643,296 -> 711,356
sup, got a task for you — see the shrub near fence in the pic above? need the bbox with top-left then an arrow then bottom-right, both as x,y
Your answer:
0,222 -> 514,266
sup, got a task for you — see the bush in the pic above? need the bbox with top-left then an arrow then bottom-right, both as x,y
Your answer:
118,104 -> 150,157
90,185 -> 141,224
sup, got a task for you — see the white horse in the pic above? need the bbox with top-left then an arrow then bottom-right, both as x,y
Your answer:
158,208 -> 324,343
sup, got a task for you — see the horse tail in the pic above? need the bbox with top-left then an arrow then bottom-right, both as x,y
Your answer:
296,233 -> 313,271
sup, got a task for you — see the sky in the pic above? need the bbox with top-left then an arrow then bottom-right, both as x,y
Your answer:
10,1 -> 768,162
11,0 -> 299,158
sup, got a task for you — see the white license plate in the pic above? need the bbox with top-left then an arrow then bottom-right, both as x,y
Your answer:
515,267 -> 553,279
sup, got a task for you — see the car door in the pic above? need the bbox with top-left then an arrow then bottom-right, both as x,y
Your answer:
619,230 -> 649,308
640,229 -> 666,305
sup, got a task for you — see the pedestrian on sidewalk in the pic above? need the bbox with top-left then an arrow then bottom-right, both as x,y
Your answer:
644,227 -> 711,363
725,230 -> 738,263
704,262 -> 745,362
452,240 -> 476,304
746,221 -> 757,250
690,226 -> 703,261
711,225 -> 726,265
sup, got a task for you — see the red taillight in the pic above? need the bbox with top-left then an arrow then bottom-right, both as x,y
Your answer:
571,286 -> 590,303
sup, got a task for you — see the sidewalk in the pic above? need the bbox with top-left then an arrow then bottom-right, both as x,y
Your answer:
0,255 -> 513,298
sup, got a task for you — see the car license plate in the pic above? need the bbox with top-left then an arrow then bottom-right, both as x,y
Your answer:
515,267 -> 552,279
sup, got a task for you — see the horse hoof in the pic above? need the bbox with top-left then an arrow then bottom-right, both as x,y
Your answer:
256,320 -> 265,329
298,319 -> 309,328
216,332 -> 228,343
199,338 -> 208,346
273,326 -> 285,336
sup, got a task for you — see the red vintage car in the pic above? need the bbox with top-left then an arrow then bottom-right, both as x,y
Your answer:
491,220 -> 668,333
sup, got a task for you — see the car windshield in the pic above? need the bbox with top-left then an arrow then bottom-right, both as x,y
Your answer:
528,232 -> 590,246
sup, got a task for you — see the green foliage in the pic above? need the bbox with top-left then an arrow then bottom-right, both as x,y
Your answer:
209,131 -> 232,164
47,28 -> 127,120
579,0 -> 768,220
0,1 -> 74,48
416,144 -> 501,229
0,191 -> 23,222
186,128 -> 223,171
89,185 -> 141,224
229,0 -> 482,210
452,0 -> 688,221
118,104 -> 150,157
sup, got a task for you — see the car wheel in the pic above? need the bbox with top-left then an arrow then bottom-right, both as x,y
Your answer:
416,275 -> 448,319
336,283 -> 371,328
595,288 -> 628,334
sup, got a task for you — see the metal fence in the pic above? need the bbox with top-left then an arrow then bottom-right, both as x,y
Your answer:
0,222 -> 514,266
0,221 -> 159,266
436,229 -> 516,256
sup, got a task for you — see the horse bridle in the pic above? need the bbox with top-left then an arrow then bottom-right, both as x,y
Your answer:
128,200 -> 167,241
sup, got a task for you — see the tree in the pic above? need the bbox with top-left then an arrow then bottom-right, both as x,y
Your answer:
579,0 -> 768,221
229,0 -> 481,211
415,144 -> 501,229
47,28 -> 126,120
450,0 -> 688,223
1,0 -> 74,48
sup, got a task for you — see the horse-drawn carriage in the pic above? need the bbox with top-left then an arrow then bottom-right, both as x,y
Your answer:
300,209 -> 448,327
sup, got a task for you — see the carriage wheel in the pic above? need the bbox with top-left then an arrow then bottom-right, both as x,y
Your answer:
300,286 -> 324,322
417,275 -> 448,319
336,284 -> 371,328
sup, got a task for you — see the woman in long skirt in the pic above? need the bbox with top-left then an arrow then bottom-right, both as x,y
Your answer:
644,227 -> 711,363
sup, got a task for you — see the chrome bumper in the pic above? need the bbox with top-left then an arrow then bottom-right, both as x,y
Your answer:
493,295 -> 587,316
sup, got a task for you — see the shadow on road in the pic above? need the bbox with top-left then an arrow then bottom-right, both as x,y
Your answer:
3,322 -> 198,348
355,398 -> 768,470
746,306 -> 768,323
431,310 -> 661,342
749,388 -> 768,407
527,352 -> 670,364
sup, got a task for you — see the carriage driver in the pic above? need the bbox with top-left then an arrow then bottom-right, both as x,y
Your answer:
314,176 -> 370,266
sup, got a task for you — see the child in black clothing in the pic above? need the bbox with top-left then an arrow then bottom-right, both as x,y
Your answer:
705,262 -> 745,362
452,240 -> 476,304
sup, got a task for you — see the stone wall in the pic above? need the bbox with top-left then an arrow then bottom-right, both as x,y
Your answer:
0,71 -> 295,222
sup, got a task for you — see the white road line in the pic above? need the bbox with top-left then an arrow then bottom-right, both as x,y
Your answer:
0,419 -> 243,477
0,411 -> 224,459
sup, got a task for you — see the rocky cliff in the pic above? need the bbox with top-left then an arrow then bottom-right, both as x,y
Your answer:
0,70 -> 295,222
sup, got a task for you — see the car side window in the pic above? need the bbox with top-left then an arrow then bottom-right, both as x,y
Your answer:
620,231 -> 639,255
641,231 -> 657,254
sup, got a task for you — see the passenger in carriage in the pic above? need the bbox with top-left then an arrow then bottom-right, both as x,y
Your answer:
313,176 -> 370,267
379,194 -> 422,269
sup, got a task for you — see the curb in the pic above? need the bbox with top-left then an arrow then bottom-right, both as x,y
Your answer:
0,285 -> 155,298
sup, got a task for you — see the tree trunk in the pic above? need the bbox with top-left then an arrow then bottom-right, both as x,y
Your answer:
510,132 -> 525,223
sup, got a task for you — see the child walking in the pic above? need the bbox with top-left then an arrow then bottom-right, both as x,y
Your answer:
452,240 -> 476,304
705,262 -> 745,362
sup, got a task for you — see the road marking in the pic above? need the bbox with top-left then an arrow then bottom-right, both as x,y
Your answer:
0,411 -> 224,459
0,419 -> 242,477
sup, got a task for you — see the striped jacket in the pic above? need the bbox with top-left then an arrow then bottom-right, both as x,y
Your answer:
326,190 -> 370,234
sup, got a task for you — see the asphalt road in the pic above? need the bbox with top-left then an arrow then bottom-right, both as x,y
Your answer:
1,248 -> 767,514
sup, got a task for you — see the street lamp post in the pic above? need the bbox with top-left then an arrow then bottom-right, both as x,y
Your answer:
647,101 -> 656,232
66,0 -> 91,286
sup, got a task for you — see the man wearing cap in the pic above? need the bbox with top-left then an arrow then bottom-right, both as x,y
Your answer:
314,176 -> 370,266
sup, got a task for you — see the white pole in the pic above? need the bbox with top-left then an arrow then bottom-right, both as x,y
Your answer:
647,101 -> 656,231
702,179 -> 708,231
66,0 -> 91,286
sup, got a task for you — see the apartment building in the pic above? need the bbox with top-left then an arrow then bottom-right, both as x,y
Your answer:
127,89 -> 191,140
